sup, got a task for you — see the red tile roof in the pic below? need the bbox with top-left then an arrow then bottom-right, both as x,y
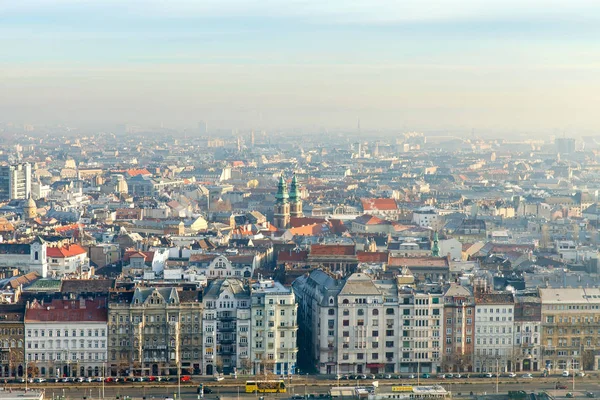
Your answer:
46,244 -> 87,258
123,250 -> 155,262
310,244 -> 355,256
357,251 -> 388,263
126,168 -> 151,177
361,198 -> 398,211
25,299 -> 108,322
278,250 -> 309,262
290,217 -> 327,228
54,223 -> 84,233
388,256 -> 449,267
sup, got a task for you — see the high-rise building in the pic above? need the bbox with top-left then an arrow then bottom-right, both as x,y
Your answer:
0,163 -> 31,200
273,174 -> 290,229
250,278 -> 298,375
556,137 -> 576,154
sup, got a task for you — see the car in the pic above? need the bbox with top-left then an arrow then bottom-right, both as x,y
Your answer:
439,374 -> 446,379
335,374 -> 343,380
61,377 -> 71,383
484,373 -> 493,378
557,384 -> 568,390
508,373 -> 517,378
49,378 -> 60,383
577,372 -> 586,377
422,373 -> 431,379
446,373 -> 454,379
96,377 -> 104,382
566,393 -> 574,398
521,373 -> 533,379
85,377 -> 93,383
291,396 -> 304,400
585,392 -> 595,398
383,374 -> 392,379
181,375 -> 192,382
455,373 -> 462,379
563,371 -> 570,377
357,374 -> 367,380
407,374 -> 416,379
34,378 -> 46,383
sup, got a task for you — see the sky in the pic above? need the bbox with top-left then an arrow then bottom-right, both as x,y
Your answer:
1,0 -> 600,134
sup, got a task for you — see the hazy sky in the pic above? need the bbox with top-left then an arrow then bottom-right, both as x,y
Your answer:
1,0 -> 600,133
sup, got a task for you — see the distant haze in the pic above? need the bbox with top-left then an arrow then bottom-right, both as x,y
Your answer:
1,0 -> 600,134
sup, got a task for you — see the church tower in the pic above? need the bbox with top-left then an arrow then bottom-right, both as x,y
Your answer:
23,195 -> 37,220
273,174 -> 290,229
289,174 -> 303,218
432,231 -> 440,257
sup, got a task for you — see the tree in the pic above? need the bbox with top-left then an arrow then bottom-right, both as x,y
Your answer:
27,362 -> 39,378
239,358 -> 252,376
215,357 -> 224,375
8,349 -> 22,378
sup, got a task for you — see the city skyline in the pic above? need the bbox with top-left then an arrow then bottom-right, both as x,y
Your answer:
1,0 -> 600,133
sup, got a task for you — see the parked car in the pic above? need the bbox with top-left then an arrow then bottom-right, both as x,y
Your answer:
563,371 -> 570,377
439,374 -> 446,379
566,393 -> 574,398
521,373 -> 533,379
508,373 -> 517,378
181,375 -> 192,382
577,372 -> 586,377
422,374 -> 431,379
585,392 -> 595,398
407,374 -> 415,379
455,373 -> 462,379
357,374 -> 367,380
75,377 -> 84,383
446,373 -> 454,379
95,377 -> 104,382
484,373 -> 493,378
33,378 -> 46,383
556,384 -> 568,390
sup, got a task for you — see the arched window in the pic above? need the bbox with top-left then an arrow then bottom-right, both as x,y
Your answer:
34,251 -> 39,261
386,308 -> 395,315
357,309 -> 364,316
372,309 -> 379,316
342,299 -> 349,304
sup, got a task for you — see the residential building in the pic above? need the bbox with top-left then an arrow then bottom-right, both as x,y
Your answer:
46,244 -> 89,277
442,283 -> 475,372
539,288 -> 600,373
24,298 -> 108,378
293,270 -> 443,375
513,294 -> 541,372
474,292 -> 515,373
202,279 -> 251,375
250,278 -> 298,375
0,238 -> 48,278
0,304 -> 25,378
108,287 -> 203,377
0,163 -> 31,200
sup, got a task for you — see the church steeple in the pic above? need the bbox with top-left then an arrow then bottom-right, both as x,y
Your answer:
289,173 -> 303,218
432,231 -> 440,257
275,174 -> 289,204
273,173 -> 291,229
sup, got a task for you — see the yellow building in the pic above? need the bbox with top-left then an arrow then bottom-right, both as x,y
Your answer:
539,288 -> 600,372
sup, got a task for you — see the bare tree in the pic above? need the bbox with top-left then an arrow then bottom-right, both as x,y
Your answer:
27,362 -> 39,378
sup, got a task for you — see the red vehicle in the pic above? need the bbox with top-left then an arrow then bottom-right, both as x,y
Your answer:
180,375 -> 192,382
556,384 -> 568,390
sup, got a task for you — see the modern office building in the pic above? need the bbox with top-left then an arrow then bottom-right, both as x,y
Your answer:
0,163 -> 31,200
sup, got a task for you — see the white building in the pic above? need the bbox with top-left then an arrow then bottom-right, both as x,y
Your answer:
293,270 -> 443,375
0,238 -> 48,278
46,244 -> 89,277
474,293 -> 515,373
250,278 -> 298,376
202,279 -> 251,376
24,298 -> 108,378
189,254 -> 255,280
412,207 -> 440,229
0,163 -> 31,200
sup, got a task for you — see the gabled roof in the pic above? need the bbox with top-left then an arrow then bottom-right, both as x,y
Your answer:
46,244 -> 87,258
361,198 -> 398,211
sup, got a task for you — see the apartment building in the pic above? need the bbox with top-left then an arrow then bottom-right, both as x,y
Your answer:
540,288 -> 600,372
250,278 -> 298,375
293,270 -> 443,375
0,304 -> 25,378
24,298 -> 108,378
202,279 -> 251,376
513,294 -> 541,372
108,287 -> 203,377
474,292 -> 515,373
0,163 -> 31,200
442,283 -> 475,373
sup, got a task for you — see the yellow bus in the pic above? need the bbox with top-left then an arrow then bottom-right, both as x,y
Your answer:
245,380 -> 287,393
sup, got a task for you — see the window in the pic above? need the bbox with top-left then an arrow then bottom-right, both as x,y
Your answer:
372,331 -> 379,337
386,330 -> 394,336
372,309 -> 379,316
343,320 -> 349,326
328,309 -> 335,316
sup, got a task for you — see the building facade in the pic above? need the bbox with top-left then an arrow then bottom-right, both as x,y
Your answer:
474,292 -> 515,373
250,278 -> 298,376
513,295 -> 541,372
202,279 -> 250,376
0,304 -> 25,378
24,299 -> 108,378
442,283 -> 475,372
540,288 -> 600,373
0,163 -> 31,200
108,287 -> 203,377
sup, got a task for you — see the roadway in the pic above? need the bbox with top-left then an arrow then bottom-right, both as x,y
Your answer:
13,378 -> 600,400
